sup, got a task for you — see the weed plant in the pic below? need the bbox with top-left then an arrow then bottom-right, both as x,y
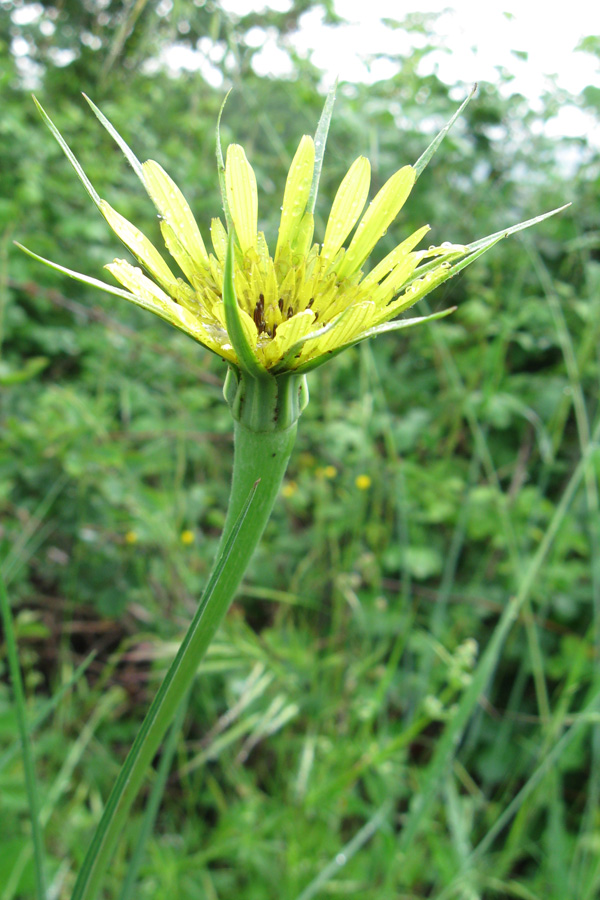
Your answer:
1,5 -> 599,898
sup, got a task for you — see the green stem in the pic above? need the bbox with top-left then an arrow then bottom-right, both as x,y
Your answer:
0,571 -> 47,900
71,390 -> 298,900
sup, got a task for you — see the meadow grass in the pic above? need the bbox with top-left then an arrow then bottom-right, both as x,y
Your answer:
1,61 -> 598,899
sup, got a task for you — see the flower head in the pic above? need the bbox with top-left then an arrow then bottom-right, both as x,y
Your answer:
20,89 -> 565,380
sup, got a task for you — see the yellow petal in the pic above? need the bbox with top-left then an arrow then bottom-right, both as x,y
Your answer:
302,302 -> 376,359
371,256 -> 421,305
292,211 -> 315,257
100,200 -> 178,292
275,135 -> 315,263
361,224 -> 430,288
226,144 -> 258,254
106,259 -> 233,357
106,259 -> 173,309
373,265 -> 452,325
210,217 -> 228,262
322,156 -> 371,259
263,309 -> 316,366
142,160 -> 208,273
158,220 -> 199,285
212,297 -> 258,351
336,165 -> 416,278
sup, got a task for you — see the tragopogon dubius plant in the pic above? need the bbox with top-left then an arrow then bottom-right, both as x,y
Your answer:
17,85 -> 567,900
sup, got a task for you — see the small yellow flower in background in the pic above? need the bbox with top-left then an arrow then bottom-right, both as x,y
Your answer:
19,89 -> 565,381
316,464 -> 338,480
281,481 -> 298,498
355,474 -> 372,491
180,529 -> 195,545
124,530 -> 138,544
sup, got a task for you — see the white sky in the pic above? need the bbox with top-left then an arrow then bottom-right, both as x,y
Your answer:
216,0 -> 599,141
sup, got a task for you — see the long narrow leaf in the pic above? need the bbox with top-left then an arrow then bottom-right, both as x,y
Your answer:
82,94 -> 145,180
396,418 -> 600,855
414,84 -> 478,180
0,573 -> 47,900
216,90 -> 234,233
117,695 -> 190,900
222,232 -> 265,377
33,96 -> 101,208
71,478 -> 260,900
0,652 -> 96,774
465,204 -> 571,253
14,243 -> 165,312
306,79 -> 337,215
293,307 -> 456,375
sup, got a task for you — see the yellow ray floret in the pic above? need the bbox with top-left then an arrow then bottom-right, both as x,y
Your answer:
322,156 -> 371,260
26,96 -> 565,378
225,144 -> 258,254
142,159 -> 209,278
275,136 -> 315,263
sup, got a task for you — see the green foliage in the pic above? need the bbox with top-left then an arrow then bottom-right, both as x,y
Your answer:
1,2 -> 600,898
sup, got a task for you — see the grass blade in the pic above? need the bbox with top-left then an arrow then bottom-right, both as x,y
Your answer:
0,652 -> 96,774
71,478 -> 260,900
0,571 -> 47,900
396,416 -> 600,856
295,802 -> 390,900
306,79 -> 337,215
117,694 -> 190,900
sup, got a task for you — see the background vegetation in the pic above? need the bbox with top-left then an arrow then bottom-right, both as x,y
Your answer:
1,1 -> 599,897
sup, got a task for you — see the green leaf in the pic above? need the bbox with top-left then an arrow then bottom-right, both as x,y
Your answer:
306,79 -> 337,216
413,84 -> 478,180
33,96 -> 101,208
82,93 -> 145,181
216,89 -> 234,234
0,573 -> 47,900
222,232 -> 266,378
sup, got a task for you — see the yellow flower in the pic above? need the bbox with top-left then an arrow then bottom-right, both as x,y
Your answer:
281,480 -> 298,498
315,464 -> 338,480
124,530 -> 138,544
19,91 -> 566,379
180,529 -> 195,545
355,474 -> 372,491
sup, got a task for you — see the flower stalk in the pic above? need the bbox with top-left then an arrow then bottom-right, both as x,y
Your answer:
71,385 -> 298,900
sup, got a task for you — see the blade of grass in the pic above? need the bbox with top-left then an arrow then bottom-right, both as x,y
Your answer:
422,297 -> 551,724
2,688 -> 122,900
435,688 -> 600,900
294,801 -> 390,900
526,240 -> 600,887
396,416 -> 600,856
0,651 -> 96,773
117,693 -> 190,900
0,571 -> 47,900
71,478 -> 262,900
2,472 -> 67,584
